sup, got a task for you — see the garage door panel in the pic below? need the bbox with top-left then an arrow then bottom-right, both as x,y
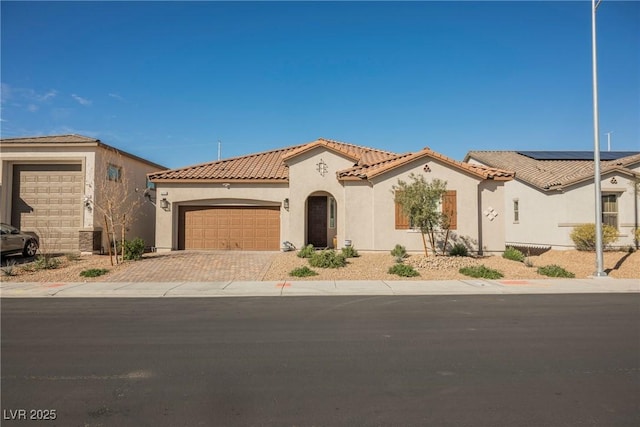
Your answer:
11,164 -> 83,252
180,206 -> 280,250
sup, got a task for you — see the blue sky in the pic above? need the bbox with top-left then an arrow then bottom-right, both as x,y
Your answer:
1,1 -> 638,169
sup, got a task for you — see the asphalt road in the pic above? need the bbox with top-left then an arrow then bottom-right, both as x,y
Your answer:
2,295 -> 639,427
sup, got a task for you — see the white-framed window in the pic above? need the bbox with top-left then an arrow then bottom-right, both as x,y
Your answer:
513,199 -> 519,223
107,164 -> 122,182
602,194 -> 618,229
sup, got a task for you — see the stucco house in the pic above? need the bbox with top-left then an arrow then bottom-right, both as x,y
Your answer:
148,138 -> 514,254
0,134 -> 166,254
464,150 -> 640,250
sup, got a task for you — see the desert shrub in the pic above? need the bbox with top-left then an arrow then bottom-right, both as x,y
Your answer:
123,238 -> 145,261
341,246 -> 359,258
503,246 -> 525,262
33,255 -> 61,270
459,265 -> 503,279
635,228 -> 640,243
388,263 -> 420,277
297,244 -> 315,258
1,259 -> 18,276
390,244 -> 407,263
449,243 -> 469,257
289,266 -> 318,277
537,265 -> 575,278
570,223 -> 618,251
65,252 -> 81,261
80,268 -> 109,278
309,250 -> 346,268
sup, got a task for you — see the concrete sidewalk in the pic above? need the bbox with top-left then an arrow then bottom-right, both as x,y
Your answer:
1,277 -> 638,298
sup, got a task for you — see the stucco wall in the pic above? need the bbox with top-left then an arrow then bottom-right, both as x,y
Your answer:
501,169 -> 639,250
153,182 -> 289,251
343,156 -> 506,253
93,147 -> 162,251
286,147 -> 356,249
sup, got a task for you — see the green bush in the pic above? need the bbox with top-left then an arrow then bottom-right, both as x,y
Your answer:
449,243 -> 469,257
390,244 -> 407,263
635,228 -> 640,243
570,223 -> 618,251
80,268 -> 109,278
388,263 -> 420,277
65,252 -> 81,262
123,238 -> 145,261
459,265 -> 503,280
289,266 -> 318,277
537,265 -> 575,278
341,246 -> 359,258
1,259 -> 18,276
297,244 -> 315,258
309,250 -> 346,268
390,244 -> 407,259
502,246 -> 525,262
33,255 -> 61,270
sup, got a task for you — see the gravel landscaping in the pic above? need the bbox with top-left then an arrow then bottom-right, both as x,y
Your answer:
1,249 -> 638,283
262,249 -> 640,281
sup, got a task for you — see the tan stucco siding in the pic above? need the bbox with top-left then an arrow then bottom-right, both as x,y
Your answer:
286,148 -> 355,249
153,182 -> 289,251
502,171 -> 639,250
352,157 -> 499,253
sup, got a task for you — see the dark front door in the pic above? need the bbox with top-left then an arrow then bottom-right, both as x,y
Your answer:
307,196 -> 327,247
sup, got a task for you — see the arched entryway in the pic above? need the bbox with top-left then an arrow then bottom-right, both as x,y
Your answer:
306,192 -> 337,248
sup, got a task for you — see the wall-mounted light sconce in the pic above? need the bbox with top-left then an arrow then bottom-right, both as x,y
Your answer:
222,183 -> 231,189
160,198 -> 170,210
283,198 -> 289,211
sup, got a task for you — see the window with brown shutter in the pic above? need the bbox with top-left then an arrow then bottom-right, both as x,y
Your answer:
395,199 -> 410,229
395,190 -> 457,230
442,190 -> 457,230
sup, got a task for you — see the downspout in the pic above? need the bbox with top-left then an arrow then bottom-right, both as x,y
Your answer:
477,183 -> 483,255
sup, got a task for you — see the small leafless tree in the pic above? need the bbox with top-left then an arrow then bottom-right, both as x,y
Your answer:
91,149 -> 145,265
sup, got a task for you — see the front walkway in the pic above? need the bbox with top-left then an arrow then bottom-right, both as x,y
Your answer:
103,250 -> 278,282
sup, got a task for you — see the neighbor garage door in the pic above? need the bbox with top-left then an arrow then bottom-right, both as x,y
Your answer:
179,206 -> 280,250
11,164 -> 83,252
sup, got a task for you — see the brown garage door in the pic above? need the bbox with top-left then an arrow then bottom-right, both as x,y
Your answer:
179,206 -> 280,250
11,164 -> 83,252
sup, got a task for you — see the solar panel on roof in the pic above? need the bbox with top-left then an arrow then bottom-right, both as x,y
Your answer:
517,151 -> 639,161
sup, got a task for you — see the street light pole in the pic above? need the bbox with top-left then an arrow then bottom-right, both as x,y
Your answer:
592,0 -> 607,277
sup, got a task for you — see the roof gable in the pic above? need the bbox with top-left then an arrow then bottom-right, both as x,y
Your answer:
465,151 -> 640,191
338,147 -> 514,181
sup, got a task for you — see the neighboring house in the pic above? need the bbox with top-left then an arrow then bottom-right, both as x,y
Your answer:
0,134 -> 166,254
148,138 -> 513,254
464,150 -> 640,250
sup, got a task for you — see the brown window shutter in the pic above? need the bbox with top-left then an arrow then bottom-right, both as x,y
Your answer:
395,192 -> 410,229
443,190 -> 457,230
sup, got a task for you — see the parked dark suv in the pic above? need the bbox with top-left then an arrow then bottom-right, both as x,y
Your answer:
0,223 -> 39,258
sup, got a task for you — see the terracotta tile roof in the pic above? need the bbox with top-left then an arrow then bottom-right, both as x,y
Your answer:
149,138 -> 398,182
0,134 -> 100,143
465,151 -> 640,190
338,147 -> 514,181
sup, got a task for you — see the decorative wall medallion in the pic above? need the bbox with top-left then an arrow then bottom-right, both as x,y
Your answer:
423,164 -> 431,172
610,177 -> 617,184
483,207 -> 498,221
316,159 -> 328,177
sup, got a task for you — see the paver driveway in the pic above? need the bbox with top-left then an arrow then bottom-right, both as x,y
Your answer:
104,251 -> 278,282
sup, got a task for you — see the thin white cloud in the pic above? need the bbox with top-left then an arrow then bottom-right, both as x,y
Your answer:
27,104 -> 39,112
71,94 -> 92,106
39,90 -> 57,102
108,93 -> 126,102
